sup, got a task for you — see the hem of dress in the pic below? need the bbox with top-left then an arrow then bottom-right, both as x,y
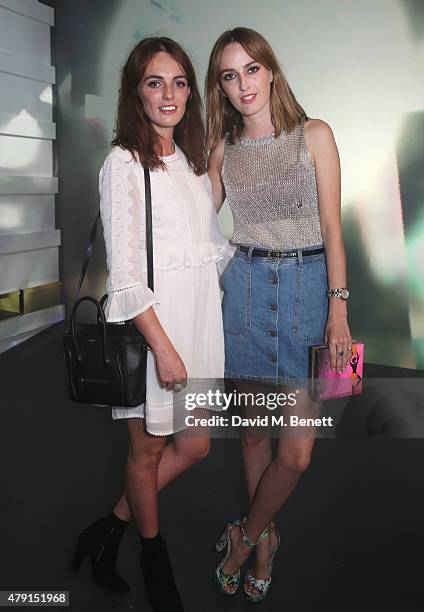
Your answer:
111,412 -> 144,420
224,372 -> 309,389
145,427 -> 175,437
146,403 -> 225,437
112,397 -> 225,435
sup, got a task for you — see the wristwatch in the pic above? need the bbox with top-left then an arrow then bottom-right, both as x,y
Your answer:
327,287 -> 349,300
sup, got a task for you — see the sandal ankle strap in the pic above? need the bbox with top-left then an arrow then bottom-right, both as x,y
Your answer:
240,518 -> 257,548
241,518 -> 277,547
259,521 -> 275,541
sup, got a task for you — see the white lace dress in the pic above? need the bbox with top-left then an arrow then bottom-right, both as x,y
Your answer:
99,144 -> 233,436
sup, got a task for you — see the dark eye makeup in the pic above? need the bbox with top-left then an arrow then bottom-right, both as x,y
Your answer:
146,78 -> 188,88
221,65 -> 260,81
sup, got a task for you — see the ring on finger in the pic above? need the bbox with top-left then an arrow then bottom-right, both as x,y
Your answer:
338,349 -> 344,357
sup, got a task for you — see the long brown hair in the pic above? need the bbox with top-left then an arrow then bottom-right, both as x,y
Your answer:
205,27 -> 306,151
112,37 -> 206,175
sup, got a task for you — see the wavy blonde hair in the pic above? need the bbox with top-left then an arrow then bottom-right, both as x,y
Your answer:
205,27 -> 306,151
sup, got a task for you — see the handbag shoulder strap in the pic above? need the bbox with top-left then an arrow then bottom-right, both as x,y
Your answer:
144,166 -> 153,291
75,166 -> 153,301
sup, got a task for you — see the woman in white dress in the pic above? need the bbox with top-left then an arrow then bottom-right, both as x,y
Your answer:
71,37 -> 230,612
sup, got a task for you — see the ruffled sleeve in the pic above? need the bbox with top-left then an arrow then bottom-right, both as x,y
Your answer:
99,148 -> 159,323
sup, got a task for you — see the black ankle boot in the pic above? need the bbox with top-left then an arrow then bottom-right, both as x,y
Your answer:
71,514 -> 130,592
139,533 -> 184,612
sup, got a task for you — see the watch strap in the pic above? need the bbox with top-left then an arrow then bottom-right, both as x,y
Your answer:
327,288 -> 349,299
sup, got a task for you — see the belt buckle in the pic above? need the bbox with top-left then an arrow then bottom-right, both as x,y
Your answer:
267,250 -> 282,259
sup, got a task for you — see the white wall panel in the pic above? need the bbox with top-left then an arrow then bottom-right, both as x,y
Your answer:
0,134 -> 52,176
0,305 -> 64,343
0,176 -> 58,194
0,74 -> 52,121
0,49 -> 55,83
0,195 -> 55,232
0,247 -> 59,293
0,5 -> 51,65
0,1 -> 59,351
0,111 -> 55,139
0,0 -> 54,25
0,229 -> 60,254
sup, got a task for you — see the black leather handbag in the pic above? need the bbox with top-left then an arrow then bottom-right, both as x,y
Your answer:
62,167 -> 153,407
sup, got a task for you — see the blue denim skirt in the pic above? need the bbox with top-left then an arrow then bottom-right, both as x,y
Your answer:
221,245 -> 329,387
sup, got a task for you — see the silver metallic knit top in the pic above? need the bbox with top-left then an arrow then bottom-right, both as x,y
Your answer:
222,119 -> 322,249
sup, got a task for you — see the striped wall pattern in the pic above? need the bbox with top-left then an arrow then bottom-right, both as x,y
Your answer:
0,0 -> 63,353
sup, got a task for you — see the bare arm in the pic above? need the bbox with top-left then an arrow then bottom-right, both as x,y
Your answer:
207,138 -> 226,212
132,309 -> 186,390
304,119 -> 352,372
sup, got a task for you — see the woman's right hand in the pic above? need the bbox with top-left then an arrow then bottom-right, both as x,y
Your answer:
132,308 -> 187,391
154,344 -> 187,391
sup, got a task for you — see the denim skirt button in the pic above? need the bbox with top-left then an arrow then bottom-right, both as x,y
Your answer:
268,303 -> 277,311
268,330 -> 277,337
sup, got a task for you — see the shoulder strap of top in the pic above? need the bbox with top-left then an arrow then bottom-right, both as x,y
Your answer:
296,117 -> 305,161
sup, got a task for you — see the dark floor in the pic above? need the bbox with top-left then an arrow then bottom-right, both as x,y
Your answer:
1,322 -> 424,611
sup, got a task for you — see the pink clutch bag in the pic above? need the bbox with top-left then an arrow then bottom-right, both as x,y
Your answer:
310,342 -> 364,401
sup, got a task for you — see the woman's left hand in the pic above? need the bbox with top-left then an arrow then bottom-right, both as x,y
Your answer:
324,314 -> 352,373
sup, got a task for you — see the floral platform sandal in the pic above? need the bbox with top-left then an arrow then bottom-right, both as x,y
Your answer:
243,522 -> 280,603
215,518 -> 271,596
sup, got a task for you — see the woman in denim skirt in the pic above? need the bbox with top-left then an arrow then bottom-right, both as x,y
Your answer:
206,28 -> 352,602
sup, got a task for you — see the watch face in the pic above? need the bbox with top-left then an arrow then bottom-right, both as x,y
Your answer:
341,288 -> 349,299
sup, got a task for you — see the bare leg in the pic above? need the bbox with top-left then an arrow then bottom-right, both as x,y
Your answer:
238,383 -> 273,503
246,433 -> 316,541
223,390 -> 321,584
124,420 -> 207,612
124,419 -> 167,537
245,433 -> 315,594
114,420 -> 210,523
241,436 -> 272,500
113,495 -> 132,522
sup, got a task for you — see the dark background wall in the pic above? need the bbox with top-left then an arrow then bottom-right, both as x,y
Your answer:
51,1 -> 123,323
